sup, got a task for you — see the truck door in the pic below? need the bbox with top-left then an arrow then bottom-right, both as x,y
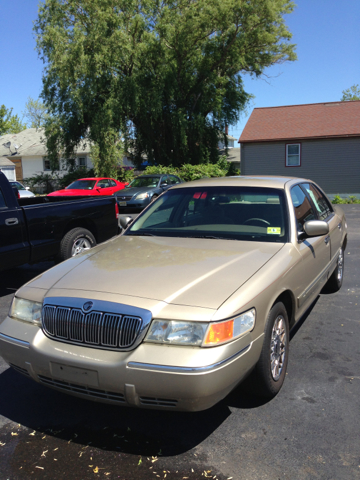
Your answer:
0,186 -> 28,270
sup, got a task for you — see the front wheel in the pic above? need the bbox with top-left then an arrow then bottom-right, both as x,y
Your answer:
59,228 -> 96,261
250,302 -> 289,398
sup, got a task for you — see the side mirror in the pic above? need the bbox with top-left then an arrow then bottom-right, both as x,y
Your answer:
25,186 -> 30,191
302,220 -> 329,238
120,216 -> 134,230
160,182 -> 168,187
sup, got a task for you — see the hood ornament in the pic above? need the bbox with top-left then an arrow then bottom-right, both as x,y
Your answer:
82,301 -> 94,313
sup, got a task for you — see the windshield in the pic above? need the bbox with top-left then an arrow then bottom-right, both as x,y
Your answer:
125,186 -> 289,243
67,180 -> 96,190
127,177 -> 160,188
10,182 -> 25,190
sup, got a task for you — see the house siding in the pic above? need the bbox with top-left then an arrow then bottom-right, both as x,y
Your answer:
241,137 -> 360,194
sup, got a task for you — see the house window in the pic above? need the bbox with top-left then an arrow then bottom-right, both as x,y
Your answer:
286,144 -> 301,167
43,158 -> 51,171
78,157 -> 87,167
43,158 -> 60,171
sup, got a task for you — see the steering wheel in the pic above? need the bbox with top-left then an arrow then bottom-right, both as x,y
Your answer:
244,218 -> 270,226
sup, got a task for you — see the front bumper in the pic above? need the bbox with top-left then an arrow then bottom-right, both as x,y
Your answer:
0,317 -> 263,412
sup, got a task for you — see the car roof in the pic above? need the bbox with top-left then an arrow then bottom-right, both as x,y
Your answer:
171,175 -> 309,190
77,177 -> 113,181
136,174 -> 163,178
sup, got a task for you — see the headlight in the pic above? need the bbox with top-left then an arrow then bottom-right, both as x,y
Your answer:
145,320 -> 207,346
9,297 -> 42,326
136,193 -> 149,200
144,308 -> 256,347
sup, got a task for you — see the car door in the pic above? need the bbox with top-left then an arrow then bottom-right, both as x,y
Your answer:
0,186 -> 29,269
290,184 -> 331,310
108,179 -> 121,194
301,182 -> 343,264
96,179 -> 112,195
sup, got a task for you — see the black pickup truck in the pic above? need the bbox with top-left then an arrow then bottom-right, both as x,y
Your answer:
0,171 -> 119,271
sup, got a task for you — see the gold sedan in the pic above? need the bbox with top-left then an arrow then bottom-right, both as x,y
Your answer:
0,176 -> 347,411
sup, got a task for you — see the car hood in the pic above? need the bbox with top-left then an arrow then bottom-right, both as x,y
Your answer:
27,236 -> 284,310
116,186 -> 156,197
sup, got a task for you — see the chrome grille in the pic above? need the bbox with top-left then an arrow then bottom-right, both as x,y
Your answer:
42,304 -> 143,351
117,195 -> 133,201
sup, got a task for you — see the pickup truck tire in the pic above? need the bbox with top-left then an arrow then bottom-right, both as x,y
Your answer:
59,228 -> 96,261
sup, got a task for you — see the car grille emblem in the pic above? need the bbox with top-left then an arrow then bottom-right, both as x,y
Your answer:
82,301 -> 94,312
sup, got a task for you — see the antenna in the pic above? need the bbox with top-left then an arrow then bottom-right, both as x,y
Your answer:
2,141 -> 11,149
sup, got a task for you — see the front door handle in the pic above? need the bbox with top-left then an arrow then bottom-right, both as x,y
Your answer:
324,235 -> 330,245
5,218 -> 19,226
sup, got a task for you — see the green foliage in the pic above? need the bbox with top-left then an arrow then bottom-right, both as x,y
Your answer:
143,157 -> 234,182
35,0 -> 296,170
341,85 -> 360,102
23,172 -> 60,194
90,130 -> 124,177
116,166 -> 135,183
22,97 -> 49,128
0,105 -> 27,135
226,162 -> 241,176
332,194 -> 360,204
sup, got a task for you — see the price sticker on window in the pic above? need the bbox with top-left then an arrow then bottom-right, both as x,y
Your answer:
267,227 -> 281,235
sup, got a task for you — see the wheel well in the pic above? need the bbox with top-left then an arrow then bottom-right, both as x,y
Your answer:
272,291 -> 295,328
343,234 -> 347,251
62,221 -> 98,242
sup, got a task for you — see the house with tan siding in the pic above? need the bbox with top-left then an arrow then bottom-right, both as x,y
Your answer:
238,101 -> 360,194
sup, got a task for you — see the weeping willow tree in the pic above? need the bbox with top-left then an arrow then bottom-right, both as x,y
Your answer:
35,0 -> 296,173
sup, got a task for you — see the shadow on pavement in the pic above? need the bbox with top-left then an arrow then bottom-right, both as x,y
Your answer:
0,367 -> 233,457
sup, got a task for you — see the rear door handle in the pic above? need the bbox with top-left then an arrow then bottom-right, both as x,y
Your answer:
5,218 -> 19,226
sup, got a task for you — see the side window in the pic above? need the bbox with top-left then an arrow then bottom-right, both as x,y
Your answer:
97,180 -> 110,188
109,179 -> 117,187
290,185 -> 316,231
0,188 -> 7,208
169,175 -> 180,185
161,175 -> 169,185
301,183 -> 333,220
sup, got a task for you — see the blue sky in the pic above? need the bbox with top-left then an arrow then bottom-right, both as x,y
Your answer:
1,0 -> 359,141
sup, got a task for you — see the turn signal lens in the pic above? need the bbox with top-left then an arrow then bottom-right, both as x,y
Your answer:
204,308 -> 256,346
204,320 -> 233,345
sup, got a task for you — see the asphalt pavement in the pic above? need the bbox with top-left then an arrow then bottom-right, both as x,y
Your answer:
0,205 -> 359,480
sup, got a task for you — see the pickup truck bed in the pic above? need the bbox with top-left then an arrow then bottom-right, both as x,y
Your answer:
0,172 -> 119,271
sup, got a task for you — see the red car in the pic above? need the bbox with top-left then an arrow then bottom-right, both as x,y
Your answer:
48,177 -> 127,197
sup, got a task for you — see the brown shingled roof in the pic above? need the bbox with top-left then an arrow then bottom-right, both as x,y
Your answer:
239,100 -> 360,143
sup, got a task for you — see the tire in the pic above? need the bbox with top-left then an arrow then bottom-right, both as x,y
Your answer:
324,247 -> 344,293
59,228 -> 96,261
250,302 -> 289,398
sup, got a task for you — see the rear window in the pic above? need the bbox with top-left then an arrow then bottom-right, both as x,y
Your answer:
126,186 -> 289,243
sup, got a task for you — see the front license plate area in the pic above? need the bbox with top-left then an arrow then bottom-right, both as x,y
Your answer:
50,362 -> 99,387
119,201 -> 127,206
